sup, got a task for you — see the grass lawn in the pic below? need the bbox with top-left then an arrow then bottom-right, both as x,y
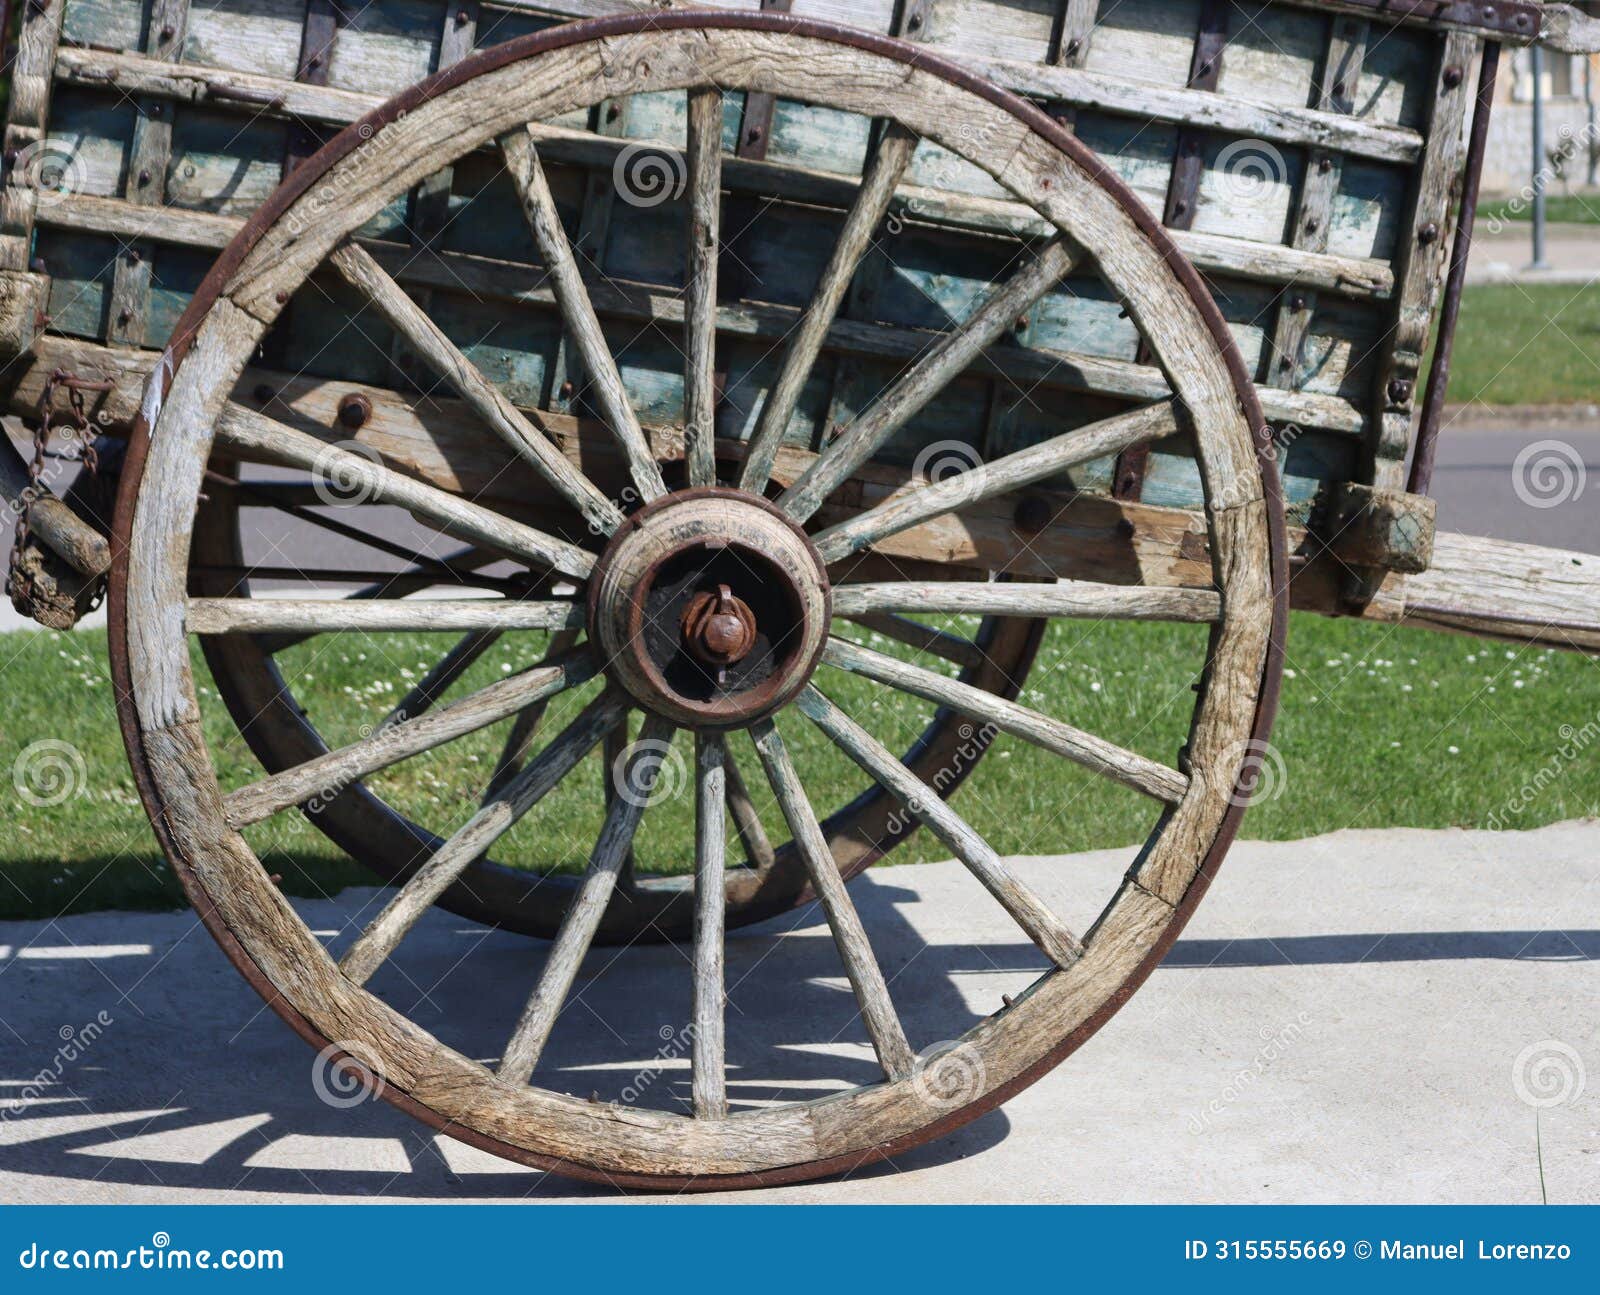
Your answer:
1478,192 -> 1600,227
2,614 -> 1594,922
1445,283 -> 1600,405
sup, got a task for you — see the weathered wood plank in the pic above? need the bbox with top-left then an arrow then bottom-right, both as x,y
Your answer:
222,649 -> 596,830
338,691 -> 628,987
692,731 -> 728,1120
822,636 -> 1190,803
186,597 -> 585,635
498,715 -> 678,1084
798,686 -> 1083,967
750,717 -> 915,1081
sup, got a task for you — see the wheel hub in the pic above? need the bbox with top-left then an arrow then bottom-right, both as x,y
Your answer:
588,488 -> 831,729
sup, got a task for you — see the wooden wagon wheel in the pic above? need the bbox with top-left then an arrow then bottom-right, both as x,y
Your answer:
111,12 -> 1284,1187
187,487 -> 1044,944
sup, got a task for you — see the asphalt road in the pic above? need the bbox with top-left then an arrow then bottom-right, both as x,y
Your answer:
1428,422 -> 1599,551
1,821 -> 1595,1204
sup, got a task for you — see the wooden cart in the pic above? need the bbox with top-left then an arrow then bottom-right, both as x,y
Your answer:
2,0 -> 1597,1188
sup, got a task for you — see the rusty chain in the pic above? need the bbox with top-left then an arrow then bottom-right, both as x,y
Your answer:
6,369 -> 111,617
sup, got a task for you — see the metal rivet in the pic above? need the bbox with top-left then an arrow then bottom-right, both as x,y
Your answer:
1417,222 -> 1440,246
1388,378 -> 1413,405
1443,65 -> 1465,89
337,392 -> 373,430
275,290 -> 289,303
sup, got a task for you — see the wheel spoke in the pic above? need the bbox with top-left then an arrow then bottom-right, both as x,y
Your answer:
684,88 -> 723,489
498,715 -> 678,1084
482,628 -> 584,801
380,630 -> 503,730
812,400 -> 1180,564
500,127 -> 668,504
750,719 -> 915,1081
797,687 -> 1082,968
339,691 -> 629,987
329,241 -> 622,535
841,612 -> 985,670
692,731 -> 728,1118
223,649 -> 597,830
778,237 -> 1080,524
250,545 -> 511,655
824,636 -> 1188,803
723,750 -> 776,872
831,580 -> 1221,623
187,598 -> 584,635
215,403 -> 595,579
740,123 -> 918,496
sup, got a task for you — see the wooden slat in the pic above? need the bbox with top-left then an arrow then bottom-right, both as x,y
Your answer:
500,127 -> 667,504
498,715 -> 678,1084
186,598 -> 585,635
328,241 -> 623,534
684,88 -> 723,489
223,650 -> 595,830
797,687 -> 1082,968
0,0 -> 68,270
1266,19 -> 1368,393
213,401 -> 595,579
781,238 -> 1082,523
692,732 -> 728,1119
338,691 -> 628,987
26,223 -> 1375,434
822,636 -> 1191,804
750,718 -> 915,1081
47,48 -> 1400,302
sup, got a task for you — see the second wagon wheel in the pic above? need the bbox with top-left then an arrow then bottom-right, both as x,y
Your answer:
112,13 -> 1284,1186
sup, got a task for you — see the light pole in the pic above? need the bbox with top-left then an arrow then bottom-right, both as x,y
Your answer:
1530,44 -> 1553,269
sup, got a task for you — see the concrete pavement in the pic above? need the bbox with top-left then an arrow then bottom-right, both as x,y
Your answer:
1,820 -> 1595,1204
